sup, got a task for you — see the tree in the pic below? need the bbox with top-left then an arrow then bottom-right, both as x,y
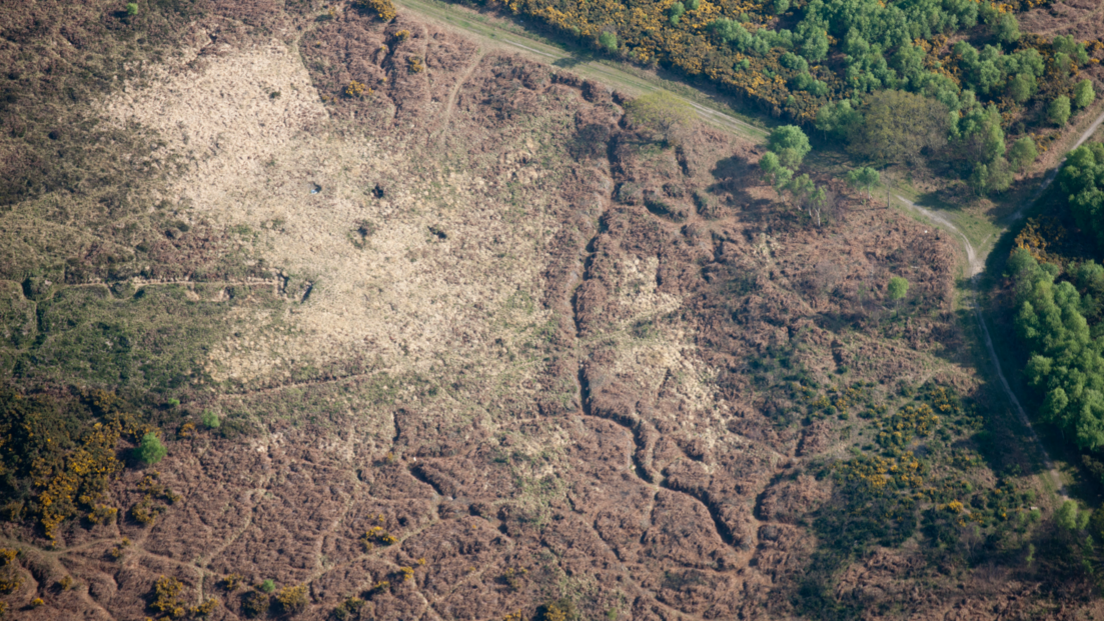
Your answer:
846,167 -> 879,203
994,12 -> 1020,43
136,433 -> 167,465
1058,142 -> 1104,248
598,31 -> 617,53
788,173 -> 816,212
686,0 -> 700,9
669,2 -> 685,25
887,276 -> 908,314
623,92 -> 694,146
1057,500 -> 1090,530
816,100 -> 861,139
1049,95 -> 1071,126
202,410 -> 220,429
808,186 -> 828,227
1074,80 -> 1096,109
125,2 -> 139,16
1008,73 -> 1036,103
1009,136 -> 1038,172
767,125 -> 811,169
849,90 -> 950,165
759,151 -> 794,192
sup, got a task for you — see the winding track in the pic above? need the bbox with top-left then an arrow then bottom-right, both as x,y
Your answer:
391,0 -> 1104,502
392,0 -> 768,141
894,106 -> 1104,501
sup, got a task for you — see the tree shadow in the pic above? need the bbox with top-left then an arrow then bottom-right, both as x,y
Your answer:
707,153 -> 775,223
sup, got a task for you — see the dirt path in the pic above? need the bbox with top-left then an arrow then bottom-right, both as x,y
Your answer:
895,195 -> 1067,501
393,0 -> 768,141
893,107 -> 1104,502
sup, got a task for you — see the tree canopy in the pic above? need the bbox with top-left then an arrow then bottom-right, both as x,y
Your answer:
1059,142 -> 1104,248
768,125 -> 811,169
1008,247 -> 1104,451
847,90 -> 949,165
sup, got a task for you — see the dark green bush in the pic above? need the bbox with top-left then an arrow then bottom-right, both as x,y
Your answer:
136,432 -> 166,465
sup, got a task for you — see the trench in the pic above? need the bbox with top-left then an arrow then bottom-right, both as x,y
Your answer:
564,156 -> 742,555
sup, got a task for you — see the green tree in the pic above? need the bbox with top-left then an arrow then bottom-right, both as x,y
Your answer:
598,31 -> 617,53
202,410 -> 220,429
686,0 -> 700,9
887,276 -> 908,314
1008,73 -> 1037,103
623,92 -> 694,146
846,167 -> 880,202
136,433 -> 167,465
767,125 -> 811,169
1074,79 -> 1096,109
1059,142 -> 1104,248
849,90 -> 950,165
1049,95 -> 1072,126
669,2 -> 685,25
759,151 -> 793,190
994,12 -> 1020,43
1009,136 -> 1037,172
815,100 -> 861,139
1057,500 -> 1090,531
125,2 -> 139,16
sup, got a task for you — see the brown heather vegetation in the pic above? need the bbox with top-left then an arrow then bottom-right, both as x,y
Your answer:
0,0 -> 1102,619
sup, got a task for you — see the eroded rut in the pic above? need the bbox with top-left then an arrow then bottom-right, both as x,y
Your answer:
562,159 -> 755,563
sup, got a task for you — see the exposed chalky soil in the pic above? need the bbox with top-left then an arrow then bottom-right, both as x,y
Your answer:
1,4 -> 1099,621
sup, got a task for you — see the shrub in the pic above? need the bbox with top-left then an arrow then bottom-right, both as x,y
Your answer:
334,597 -> 365,620
408,56 -> 425,73
357,0 -> 395,21
150,576 -> 186,617
242,591 -> 269,618
1049,95 -> 1071,126
136,432 -> 166,465
88,504 -> 118,525
191,597 -> 219,617
887,276 -> 908,313
345,80 -> 367,98
276,584 -> 309,614
220,574 -> 243,591
202,410 -> 220,429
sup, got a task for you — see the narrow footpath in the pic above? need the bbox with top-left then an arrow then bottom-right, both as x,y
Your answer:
894,105 -> 1104,502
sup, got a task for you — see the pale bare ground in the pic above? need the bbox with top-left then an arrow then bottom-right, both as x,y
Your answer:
100,41 -> 555,390
96,37 -> 723,429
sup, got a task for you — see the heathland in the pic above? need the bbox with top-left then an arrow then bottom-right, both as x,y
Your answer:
0,0 -> 1103,619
